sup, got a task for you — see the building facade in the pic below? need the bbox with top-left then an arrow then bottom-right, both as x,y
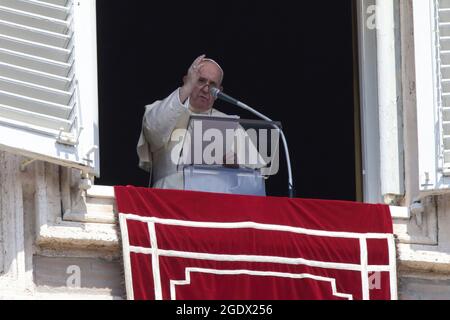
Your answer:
1,0 -> 450,299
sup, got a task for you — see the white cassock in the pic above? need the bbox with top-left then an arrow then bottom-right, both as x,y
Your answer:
137,88 -> 229,189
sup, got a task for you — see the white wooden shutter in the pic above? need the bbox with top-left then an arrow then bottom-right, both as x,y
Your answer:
414,0 -> 449,191
0,0 -> 99,175
438,0 -> 450,177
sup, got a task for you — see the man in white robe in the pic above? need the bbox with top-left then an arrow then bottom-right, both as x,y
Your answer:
137,55 -> 231,189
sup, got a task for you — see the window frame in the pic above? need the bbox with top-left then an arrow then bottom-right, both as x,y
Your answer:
356,0 -> 382,203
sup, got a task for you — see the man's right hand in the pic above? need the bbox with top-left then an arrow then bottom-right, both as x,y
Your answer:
179,54 -> 206,104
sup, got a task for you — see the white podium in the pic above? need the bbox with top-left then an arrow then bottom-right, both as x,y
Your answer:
178,115 -> 281,197
183,164 -> 266,196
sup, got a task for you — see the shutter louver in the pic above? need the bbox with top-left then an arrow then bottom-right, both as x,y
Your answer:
0,0 -> 79,139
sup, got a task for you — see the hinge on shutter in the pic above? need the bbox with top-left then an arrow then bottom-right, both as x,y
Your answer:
83,145 -> 98,164
57,127 -> 83,146
443,166 -> 450,177
57,132 -> 77,146
421,172 -> 434,188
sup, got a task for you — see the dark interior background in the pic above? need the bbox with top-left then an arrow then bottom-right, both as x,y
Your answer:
95,0 -> 356,201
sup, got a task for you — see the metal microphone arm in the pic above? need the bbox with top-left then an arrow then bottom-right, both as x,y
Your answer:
211,88 -> 295,198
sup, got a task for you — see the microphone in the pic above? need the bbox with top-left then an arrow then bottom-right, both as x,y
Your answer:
210,87 -> 296,198
210,87 -> 240,106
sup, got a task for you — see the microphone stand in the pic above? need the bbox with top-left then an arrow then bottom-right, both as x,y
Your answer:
212,89 -> 295,198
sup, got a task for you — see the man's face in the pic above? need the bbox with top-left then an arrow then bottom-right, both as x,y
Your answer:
189,62 -> 223,112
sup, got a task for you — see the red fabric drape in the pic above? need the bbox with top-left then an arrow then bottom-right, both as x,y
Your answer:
115,187 -> 396,300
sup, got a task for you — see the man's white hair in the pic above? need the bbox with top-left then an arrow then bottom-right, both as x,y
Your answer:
203,58 -> 224,83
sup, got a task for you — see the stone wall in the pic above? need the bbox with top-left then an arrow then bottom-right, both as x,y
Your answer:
0,151 -> 122,299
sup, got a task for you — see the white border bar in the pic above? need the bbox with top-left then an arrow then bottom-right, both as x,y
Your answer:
148,222 -> 162,300
170,268 -> 354,301
360,238 -> 369,300
121,214 -> 392,240
118,213 -> 134,300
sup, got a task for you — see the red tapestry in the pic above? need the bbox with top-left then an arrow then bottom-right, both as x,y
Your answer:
114,186 -> 397,300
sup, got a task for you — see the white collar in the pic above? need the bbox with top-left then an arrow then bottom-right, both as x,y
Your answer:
189,105 -> 213,116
